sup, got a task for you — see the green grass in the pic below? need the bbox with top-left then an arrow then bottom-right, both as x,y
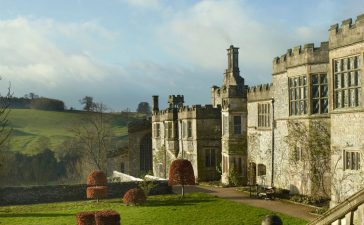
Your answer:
7,109 -> 138,155
0,193 -> 307,225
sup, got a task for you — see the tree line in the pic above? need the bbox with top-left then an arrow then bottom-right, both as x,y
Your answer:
2,93 -> 65,111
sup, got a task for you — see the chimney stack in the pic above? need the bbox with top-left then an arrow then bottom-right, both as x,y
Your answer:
152,95 -> 159,112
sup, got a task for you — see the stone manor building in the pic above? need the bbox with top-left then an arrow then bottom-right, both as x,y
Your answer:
148,13 -> 364,206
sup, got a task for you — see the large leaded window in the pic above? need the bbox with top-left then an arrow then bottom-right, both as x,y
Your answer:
289,76 -> 308,115
165,122 -> 173,138
312,74 -> 328,114
154,123 -> 160,138
258,103 -> 270,127
334,56 -> 361,108
187,121 -> 192,138
233,116 -> 241,134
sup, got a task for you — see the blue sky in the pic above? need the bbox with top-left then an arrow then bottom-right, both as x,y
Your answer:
0,0 -> 364,111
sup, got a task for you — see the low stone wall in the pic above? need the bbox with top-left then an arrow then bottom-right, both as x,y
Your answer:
0,181 -> 171,206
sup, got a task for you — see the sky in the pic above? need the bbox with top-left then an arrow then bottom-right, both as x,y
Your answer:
0,0 -> 364,111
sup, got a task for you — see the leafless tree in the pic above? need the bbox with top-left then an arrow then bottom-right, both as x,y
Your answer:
70,103 -> 115,173
0,82 -> 13,169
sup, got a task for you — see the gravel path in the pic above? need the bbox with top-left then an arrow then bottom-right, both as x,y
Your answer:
172,185 -> 318,222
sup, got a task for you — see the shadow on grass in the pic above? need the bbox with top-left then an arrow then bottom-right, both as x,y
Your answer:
0,213 -> 73,218
144,197 -> 216,207
172,186 -> 216,194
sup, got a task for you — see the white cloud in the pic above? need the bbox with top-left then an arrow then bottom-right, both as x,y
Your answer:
0,17 -> 110,86
0,16 -> 211,110
157,0 -> 330,85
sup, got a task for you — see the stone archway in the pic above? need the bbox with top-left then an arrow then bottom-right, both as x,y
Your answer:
140,134 -> 152,173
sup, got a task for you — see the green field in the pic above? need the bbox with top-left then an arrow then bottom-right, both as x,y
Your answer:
0,193 -> 307,225
7,109 -> 137,155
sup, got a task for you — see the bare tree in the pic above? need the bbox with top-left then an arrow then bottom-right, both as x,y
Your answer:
0,84 -> 13,147
70,103 -> 115,172
0,83 -> 13,168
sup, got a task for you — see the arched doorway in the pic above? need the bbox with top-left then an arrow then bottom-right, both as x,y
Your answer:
140,134 -> 152,173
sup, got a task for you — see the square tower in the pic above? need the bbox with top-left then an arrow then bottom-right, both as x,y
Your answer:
218,45 -> 248,185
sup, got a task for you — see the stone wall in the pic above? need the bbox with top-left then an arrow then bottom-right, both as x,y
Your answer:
0,181 -> 171,206
247,100 -> 272,187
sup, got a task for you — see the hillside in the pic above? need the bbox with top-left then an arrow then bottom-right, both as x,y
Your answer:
6,109 -> 139,155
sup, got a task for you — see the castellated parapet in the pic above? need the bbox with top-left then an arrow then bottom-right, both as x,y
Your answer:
329,13 -> 364,49
178,104 -> 221,120
152,107 -> 178,122
272,42 -> 329,75
247,83 -> 273,102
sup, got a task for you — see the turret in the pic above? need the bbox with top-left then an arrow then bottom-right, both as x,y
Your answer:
168,95 -> 184,109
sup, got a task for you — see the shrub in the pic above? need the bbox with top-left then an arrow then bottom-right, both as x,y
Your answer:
87,186 -> 108,201
87,171 -> 107,186
138,180 -> 157,196
289,194 -> 330,207
123,188 -> 147,206
168,159 -> 195,198
76,211 -> 96,225
274,188 -> 290,199
95,210 -> 120,225
227,168 -> 242,187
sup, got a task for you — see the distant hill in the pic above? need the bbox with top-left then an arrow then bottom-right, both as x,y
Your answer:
6,109 -> 141,155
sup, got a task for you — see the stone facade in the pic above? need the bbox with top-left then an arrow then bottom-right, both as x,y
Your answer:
116,119 -> 152,178
147,13 -> 364,206
248,13 -> 364,205
151,96 -> 221,182
212,46 -> 248,185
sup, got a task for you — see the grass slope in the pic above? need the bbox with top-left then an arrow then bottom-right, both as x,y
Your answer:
0,193 -> 307,225
7,109 -> 136,155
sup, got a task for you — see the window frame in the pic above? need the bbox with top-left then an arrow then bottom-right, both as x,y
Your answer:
164,121 -> 173,139
257,164 -> 266,176
187,120 -> 192,138
311,73 -> 328,114
154,123 -> 160,138
289,75 -> 308,116
343,150 -> 361,171
233,115 -> 242,135
258,103 -> 271,128
205,148 -> 216,168
333,55 -> 361,109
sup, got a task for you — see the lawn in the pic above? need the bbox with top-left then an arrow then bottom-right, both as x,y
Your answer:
7,109 -> 139,155
0,193 -> 307,225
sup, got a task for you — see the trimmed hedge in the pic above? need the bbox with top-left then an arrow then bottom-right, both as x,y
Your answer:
95,210 -> 121,225
87,171 -> 107,186
123,188 -> 146,206
76,210 -> 121,225
76,211 -> 96,225
86,186 -> 108,200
